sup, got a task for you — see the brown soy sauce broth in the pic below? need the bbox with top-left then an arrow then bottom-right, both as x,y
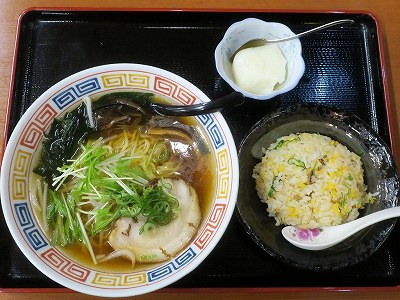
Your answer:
30,91 -> 217,272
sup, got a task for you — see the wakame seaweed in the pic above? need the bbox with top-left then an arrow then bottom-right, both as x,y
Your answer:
34,102 -> 95,185
34,92 -> 156,185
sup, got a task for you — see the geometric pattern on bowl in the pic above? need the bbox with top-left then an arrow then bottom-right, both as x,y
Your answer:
1,64 -> 239,296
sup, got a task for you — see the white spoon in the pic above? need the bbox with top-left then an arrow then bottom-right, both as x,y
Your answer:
281,206 -> 400,251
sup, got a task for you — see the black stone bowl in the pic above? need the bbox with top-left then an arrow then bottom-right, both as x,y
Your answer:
236,104 -> 399,271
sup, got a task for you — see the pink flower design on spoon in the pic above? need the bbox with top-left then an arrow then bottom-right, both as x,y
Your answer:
296,228 -> 321,240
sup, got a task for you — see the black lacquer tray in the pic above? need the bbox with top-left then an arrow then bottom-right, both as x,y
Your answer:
1,9 -> 399,291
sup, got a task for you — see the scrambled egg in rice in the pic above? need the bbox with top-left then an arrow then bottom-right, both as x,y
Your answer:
253,133 -> 375,229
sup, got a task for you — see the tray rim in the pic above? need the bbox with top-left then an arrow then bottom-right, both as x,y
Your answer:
1,7 -> 398,294
2,285 -> 400,294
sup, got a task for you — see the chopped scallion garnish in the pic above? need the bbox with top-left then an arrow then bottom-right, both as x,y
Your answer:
288,157 -> 306,170
41,136 -> 179,248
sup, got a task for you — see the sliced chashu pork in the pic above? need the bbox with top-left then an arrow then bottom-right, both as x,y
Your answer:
108,178 -> 201,263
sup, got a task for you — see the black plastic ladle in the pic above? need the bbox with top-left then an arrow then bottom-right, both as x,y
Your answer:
92,91 -> 245,117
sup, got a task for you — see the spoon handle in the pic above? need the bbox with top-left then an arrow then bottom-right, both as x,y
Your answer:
342,206 -> 400,237
151,92 -> 245,116
267,19 -> 355,43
